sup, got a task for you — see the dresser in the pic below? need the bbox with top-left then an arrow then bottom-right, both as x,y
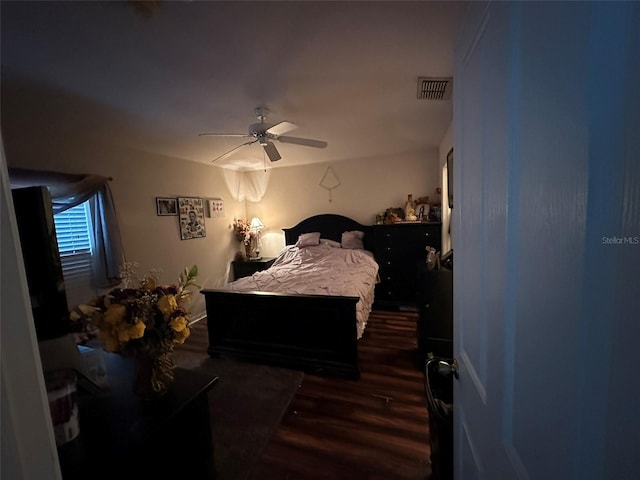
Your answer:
416,264 -> 453,360
373,222 -> 442,308
57,352 -> 218,479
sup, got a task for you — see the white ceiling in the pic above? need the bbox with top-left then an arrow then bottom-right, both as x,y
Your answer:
1,1 -> 469,171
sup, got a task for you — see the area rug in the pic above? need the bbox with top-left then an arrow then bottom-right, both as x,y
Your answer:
174,323 -> 304,480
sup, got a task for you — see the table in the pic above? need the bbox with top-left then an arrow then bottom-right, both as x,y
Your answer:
231,257 -> 275,279
57,352 -> 218,479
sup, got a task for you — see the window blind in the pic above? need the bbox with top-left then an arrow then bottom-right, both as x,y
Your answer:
54,202 -> 94,305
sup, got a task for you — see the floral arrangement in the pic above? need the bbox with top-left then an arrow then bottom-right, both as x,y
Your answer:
233,218 -> 253,245
71,263 -> 199,395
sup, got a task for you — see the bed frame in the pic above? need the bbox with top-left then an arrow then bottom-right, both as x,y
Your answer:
201,214 -> 374,380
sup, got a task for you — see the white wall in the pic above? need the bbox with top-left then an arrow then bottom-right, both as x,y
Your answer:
243,150 -> 440,257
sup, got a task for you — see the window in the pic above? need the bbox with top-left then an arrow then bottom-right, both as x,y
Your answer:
54,201 -> 95,307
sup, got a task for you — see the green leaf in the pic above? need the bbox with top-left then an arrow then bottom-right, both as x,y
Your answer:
188,265 -> 198,278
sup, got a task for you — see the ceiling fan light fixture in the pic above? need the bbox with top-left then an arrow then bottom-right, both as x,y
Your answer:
200,106 -> 325,164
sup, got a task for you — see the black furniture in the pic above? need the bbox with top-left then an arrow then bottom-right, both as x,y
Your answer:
373,222 -> 442,309
202,214 -> 375,380
424,357 -> 454,480
11,186 -> 70,340
232,257 -> 275,280
416,264 -> 453,361
57,352 -> 218,479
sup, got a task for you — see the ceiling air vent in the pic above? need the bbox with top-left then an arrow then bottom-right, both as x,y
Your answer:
417,77 -> 453,100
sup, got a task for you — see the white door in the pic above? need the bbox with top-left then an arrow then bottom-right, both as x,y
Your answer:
452,2 -> 640,479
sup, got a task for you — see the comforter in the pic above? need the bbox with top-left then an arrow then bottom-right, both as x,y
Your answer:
226,244 -> 379,338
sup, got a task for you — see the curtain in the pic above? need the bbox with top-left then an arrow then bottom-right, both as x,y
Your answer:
8,167 -> 124,288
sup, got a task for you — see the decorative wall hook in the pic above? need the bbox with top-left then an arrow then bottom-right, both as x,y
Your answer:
319,167 -> 341,202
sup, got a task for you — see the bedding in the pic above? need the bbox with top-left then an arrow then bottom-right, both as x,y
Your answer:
319,238 -> 341,248
225,242 -> 379,339
294,231 -> 321,247
341,230 -> 365,249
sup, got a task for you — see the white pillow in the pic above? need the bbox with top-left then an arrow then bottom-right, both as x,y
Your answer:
295,232 -> 321,247
320,238 -> 341,248
341,230 -> 365,250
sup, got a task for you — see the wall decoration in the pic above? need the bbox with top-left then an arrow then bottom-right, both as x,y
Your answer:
177,197 -> 206,240
207,198 -> 224,218
156,197 -> 177,216
319,167 -> 341,202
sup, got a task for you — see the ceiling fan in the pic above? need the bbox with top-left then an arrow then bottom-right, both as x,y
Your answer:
199,106 -> 328,163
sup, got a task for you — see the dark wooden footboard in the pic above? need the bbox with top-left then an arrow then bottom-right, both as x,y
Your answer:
201,289 -> 360,379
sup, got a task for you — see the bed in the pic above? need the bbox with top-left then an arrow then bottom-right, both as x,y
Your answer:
201,214 -> 377,379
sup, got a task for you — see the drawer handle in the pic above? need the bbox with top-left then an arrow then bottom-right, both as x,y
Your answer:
386,247 -> 391,251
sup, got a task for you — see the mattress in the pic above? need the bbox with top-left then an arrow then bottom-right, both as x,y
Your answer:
225,243 -> 379,338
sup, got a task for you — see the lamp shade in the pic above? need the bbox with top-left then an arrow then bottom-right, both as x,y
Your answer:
249,217 -> 264,232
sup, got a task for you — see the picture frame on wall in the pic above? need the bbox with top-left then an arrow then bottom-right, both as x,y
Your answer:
177,197 -> 206,240
156,197 -> 177,216
206,198 -> 224,218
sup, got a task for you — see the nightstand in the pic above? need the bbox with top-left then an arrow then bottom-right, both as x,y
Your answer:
231,257 -> 275,280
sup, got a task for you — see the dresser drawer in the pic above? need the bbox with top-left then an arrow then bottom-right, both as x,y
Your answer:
373,223 -> 442,307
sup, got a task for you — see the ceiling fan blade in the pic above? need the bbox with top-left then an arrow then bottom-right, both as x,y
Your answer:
211,139 -> 257,163
199,133 -> 250,138
266,121 -> 297,136
263,142 -> 281,162
277,136 -> 328,148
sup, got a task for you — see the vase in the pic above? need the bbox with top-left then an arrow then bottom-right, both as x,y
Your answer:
132,352 -> 174,400
244,242 -> 252,260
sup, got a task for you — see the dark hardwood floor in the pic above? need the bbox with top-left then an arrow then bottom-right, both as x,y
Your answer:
248,309 -> 431,480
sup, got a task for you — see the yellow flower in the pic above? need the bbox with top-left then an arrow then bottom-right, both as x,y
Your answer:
117,325 -> 131,343
129,320 -> 146,339
170,316 -> 188,332
157,295 -> 177,316
104,304 -> 126,325
173,326 -> 190,344
77,304 -> 100,316
141,277 -> 156,292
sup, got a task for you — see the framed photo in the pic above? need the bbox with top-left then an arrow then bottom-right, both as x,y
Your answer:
177,197 -> 206,240
416,203 -> 430,222
156,197 -> 177,216
207,198 -> 224,218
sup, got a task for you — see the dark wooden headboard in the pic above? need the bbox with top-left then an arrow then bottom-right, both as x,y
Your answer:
283,214 -> 375,252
